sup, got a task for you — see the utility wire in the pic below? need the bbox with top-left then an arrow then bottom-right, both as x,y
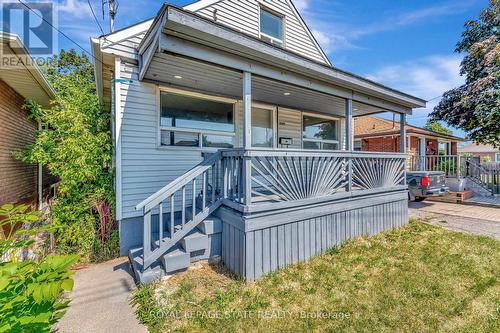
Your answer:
16,0 -> 104,65
426,95 -> 444,102
87,0 -> 106,37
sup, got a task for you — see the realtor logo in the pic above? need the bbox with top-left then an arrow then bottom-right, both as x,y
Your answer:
1,1 -> 57,67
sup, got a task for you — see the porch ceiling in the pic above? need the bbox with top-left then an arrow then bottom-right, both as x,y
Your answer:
144,53 -> 391,117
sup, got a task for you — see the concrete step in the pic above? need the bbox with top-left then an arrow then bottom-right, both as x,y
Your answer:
161,245 -> 190,274
198,216 -> 223,235
128,247 -> 164,284
181,229 -> 209,253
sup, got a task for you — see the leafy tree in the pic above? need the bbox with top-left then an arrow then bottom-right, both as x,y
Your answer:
21,49 -> 116,261
424,120 -> 453,136
0,204 -> 78,332
430,0 -> 500,147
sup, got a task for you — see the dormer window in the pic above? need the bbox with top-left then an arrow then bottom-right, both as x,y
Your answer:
260,8 -> 283,47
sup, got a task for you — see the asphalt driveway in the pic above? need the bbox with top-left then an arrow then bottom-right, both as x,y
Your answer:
409,201 -> 500,239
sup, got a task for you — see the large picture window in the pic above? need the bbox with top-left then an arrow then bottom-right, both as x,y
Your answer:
160,90 -> 235,148
302,114 -> 340,150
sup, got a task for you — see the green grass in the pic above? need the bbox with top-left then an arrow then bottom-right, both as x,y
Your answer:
131,220 -> 500,332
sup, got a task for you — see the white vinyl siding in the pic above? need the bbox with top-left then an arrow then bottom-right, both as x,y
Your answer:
194,0 -> 329,65
102,33 -> 146,61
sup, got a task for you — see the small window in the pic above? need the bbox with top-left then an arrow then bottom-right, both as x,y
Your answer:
160,91 -> 235,149
496,152 -> 500,162
303,114 -> 339,150
260,9 -> 283,46
354,140 -> 362,151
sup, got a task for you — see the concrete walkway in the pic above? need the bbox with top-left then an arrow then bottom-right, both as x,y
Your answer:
409,201 -> 500,239
56,257 -> 147,333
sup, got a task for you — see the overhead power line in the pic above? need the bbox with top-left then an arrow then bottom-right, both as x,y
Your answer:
88,0 -> 106,36
16,0 -> 104,65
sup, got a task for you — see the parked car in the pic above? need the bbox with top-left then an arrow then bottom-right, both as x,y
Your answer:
407,171 -> 449,202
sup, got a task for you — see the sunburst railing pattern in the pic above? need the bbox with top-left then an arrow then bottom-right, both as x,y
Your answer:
220,149 -> 406,205
352,157 -> 406,190
251,155 -> 347,202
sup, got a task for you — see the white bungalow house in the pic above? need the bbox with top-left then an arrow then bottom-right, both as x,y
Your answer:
91,1 -> 426,283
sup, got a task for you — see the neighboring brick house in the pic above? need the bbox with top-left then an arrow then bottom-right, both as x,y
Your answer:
458,143 -> 500,163
354,116 -> 464,156
0,32 -> 55,207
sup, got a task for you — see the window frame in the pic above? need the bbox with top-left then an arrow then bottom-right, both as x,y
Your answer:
354,139 -> 362,151
251,102 -> 277,149
301,112 -> 341,151
157,86 -> 237,151
259,6 -> 285,47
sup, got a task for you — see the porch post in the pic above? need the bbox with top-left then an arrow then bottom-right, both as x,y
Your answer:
242,72 -> 252,205
400,113 -> 406,153
345,98 -> 353,151
400,113 -> 407,186
419,137 -> 426,171
243,72 -> 252,149
345,98 -> 353,192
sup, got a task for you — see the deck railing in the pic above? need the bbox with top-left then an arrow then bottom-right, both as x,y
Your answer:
221,149 -> 407,206
407,155 -> 499,195
408,155 -> 460,177
463,158 -> 500,195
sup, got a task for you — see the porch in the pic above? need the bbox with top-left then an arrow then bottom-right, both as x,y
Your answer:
131,148 -> 408,282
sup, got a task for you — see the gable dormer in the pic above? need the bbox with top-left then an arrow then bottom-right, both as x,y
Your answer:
184,0 -> 331,66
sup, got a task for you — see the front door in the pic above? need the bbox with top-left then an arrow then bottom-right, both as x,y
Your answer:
251,104 -> 276,148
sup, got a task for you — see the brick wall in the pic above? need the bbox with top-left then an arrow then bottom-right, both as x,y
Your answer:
0,79 -> 38,205
451,142 -> 457,155
361,136 -> 399,152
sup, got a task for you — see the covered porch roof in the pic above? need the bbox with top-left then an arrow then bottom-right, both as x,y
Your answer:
137,5 -> 426,116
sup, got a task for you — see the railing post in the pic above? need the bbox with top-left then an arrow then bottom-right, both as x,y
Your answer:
346,157 -> 353,192
143,209 -> 151,268
242,155 -> 252,205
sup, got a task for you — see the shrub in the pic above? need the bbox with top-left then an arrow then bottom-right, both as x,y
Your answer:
19,49 -> 115,262
0,204 -> 78,332
435,160 -> 457,175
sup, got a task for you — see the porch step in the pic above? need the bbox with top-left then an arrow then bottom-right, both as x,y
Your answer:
128,211 -> 223,284
466,177 -> 493,196
128,247 -> 164,284
181,229 -> 209,253
198,216 -> 223,235
161,245 -> 190,274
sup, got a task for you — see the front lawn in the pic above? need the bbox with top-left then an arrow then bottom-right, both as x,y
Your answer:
131,220 -> 500,332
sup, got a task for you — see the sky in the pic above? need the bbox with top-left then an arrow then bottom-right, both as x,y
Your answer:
7,0 -> 490,138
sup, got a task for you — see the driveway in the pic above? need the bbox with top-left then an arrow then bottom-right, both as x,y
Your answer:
409,201 -> 500,239
55,257 -> 147,333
